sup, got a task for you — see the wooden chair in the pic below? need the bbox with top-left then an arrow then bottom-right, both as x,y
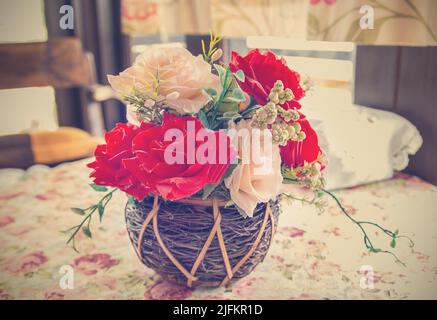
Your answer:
0,37 -> 118,169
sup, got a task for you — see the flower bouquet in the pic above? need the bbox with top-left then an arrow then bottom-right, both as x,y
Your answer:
68,35 -> 412,287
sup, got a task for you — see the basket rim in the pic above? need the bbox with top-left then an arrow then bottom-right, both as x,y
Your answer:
173,197 -> 228,207
137,196 -> 229,208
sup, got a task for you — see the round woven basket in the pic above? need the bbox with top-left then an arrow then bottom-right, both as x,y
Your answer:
125,196 -> 280,287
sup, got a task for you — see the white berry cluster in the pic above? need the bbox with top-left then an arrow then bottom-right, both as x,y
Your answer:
251,80 -> 306,146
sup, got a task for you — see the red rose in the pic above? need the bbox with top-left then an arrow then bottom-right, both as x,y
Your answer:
280,117 -> 323,168
123,113 -> 235,201
229,49 -> 305,109
87,122 -> 153,200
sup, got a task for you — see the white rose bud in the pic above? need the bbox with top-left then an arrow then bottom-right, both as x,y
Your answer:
211,48 -> 223,62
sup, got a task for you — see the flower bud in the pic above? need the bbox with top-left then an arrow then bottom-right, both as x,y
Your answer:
286,125 -> 296,137
291,110 -> 300,121
268,92 -> 279,104
284,88 -> 295,101
296,131 -> 306,141
292,122 -> 301,132
211,48 -> 223,62
273,80 -> 284,92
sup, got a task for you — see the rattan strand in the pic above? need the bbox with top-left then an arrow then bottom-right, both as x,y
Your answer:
125,196 -> 280,287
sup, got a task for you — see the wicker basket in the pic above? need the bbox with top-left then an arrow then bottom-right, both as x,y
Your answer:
125,196 -> 280,287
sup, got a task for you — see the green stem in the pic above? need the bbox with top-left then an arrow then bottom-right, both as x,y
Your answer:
66,211 -> 94,249
321,188 -> 411,266
66,188 -> 117,251
210,67 -> 232,130
282,193 -> 318,206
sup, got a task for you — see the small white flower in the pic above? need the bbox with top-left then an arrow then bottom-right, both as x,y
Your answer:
143,99 -> 155,108
211,48 -> 223,62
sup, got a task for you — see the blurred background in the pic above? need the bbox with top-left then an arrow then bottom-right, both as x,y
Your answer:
0,0 -> 436,186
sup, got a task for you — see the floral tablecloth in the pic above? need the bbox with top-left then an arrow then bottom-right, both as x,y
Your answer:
0,159 -> 436,300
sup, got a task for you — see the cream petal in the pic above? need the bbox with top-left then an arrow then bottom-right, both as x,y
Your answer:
225,120 -> 283,216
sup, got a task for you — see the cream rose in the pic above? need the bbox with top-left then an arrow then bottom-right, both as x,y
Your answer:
108,47 -> 219,116
225,120 -> 283,217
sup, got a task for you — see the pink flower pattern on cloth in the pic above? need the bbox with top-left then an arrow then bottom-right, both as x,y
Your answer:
0,160 -> 436,299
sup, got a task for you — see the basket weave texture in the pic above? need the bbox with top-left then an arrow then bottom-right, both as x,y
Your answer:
125,196 -> 280,287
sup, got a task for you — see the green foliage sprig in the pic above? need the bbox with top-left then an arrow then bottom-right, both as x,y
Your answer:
282,185 -> 414,265
202,32 -> 223,64
321,188 -> 414,266
65,184 -> 117,252
200,64 -> 246,130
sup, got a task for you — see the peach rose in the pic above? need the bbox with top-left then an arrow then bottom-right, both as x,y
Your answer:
108,47 -> 219,116
225,120 -> 283,216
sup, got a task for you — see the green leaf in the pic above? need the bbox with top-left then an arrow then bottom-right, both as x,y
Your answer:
201,39 -> 206,56
390,237 -> 397,249
220,111 -> 241,121
232,88 -> 245,101
234,69 -> 245,82
203,87 -> 217,97
89,184 -> 108,192
202,184 -> 219,200
127,195 -> 136,206
369,247 -> 381,253
223,163 -> 238,179
240,103 -> 261,117
214,64 -> 227,80
82,226 -> 92,238
98,204 -> 104,222
222,97 -> 239,104
217,100 -> 238,113
71,208 -> 85,215
315,189 -> 324,198
214,64 -> 231,87
197,109 -> 210,129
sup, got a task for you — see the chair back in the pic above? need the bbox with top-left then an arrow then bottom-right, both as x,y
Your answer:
0,37 -> 91,90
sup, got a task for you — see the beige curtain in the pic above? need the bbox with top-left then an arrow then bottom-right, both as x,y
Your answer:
121,0 -> 211,35
307,0 -> 437,45
211,0 -> 308,38
121,0 -> 437,45
121,0 -> 308,37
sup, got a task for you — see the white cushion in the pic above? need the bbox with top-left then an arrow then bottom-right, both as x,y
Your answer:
302,87 -> 422,190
